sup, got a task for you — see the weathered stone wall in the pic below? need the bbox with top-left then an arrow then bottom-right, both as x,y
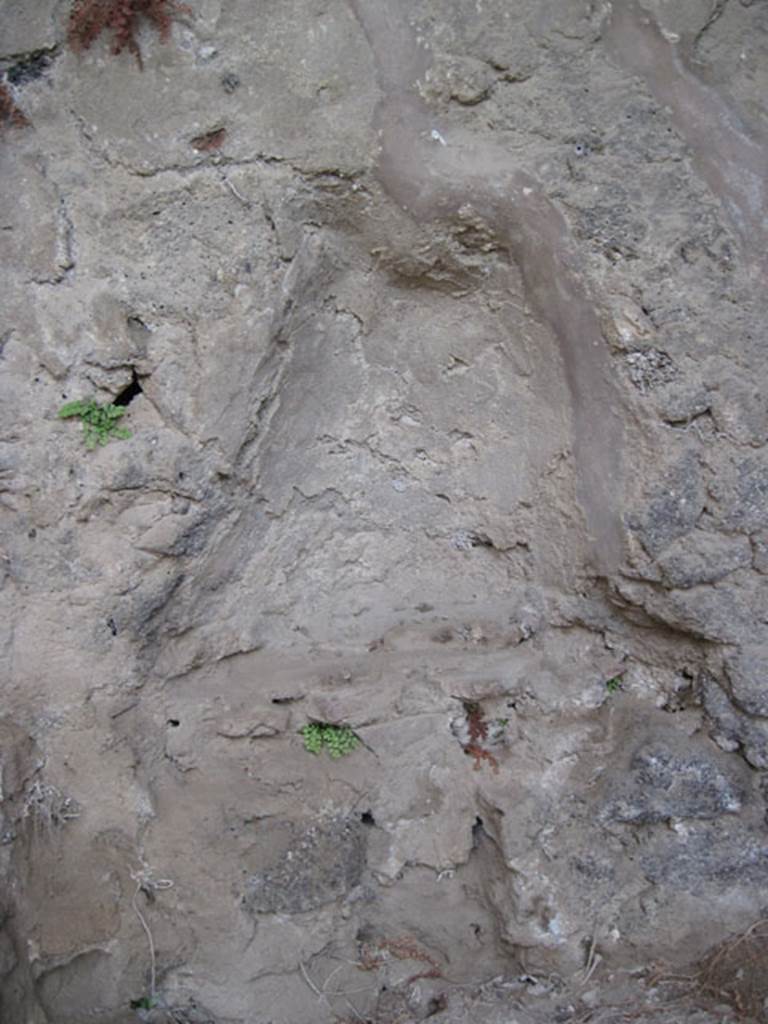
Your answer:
1,1 -> 768,1021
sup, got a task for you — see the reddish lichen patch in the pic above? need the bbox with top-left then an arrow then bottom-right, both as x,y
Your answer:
0,83 -> 30,131
68,0 -> 191,68
190,127 -> 226,152
462,702 -> 500,773
465,743 -> 500,774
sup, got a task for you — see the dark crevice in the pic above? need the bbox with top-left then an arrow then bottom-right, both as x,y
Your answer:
114,369 -> 143,407
663,409 -> 714,429
126,315 -> 150,335
690,0 -> 731,56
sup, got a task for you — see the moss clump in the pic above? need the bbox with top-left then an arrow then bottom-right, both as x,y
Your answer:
300,723 -> 360,759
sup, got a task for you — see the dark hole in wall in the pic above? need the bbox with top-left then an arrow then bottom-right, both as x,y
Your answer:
114,369 -> 143,407
426,995 -> 448,1017
361,811 -> 375,826
470,533 -> 494,548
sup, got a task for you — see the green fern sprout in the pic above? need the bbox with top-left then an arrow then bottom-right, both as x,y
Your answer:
58,398 -> 131,449
130,996 -> 159,1011
300,723 -> 360,759
605,675 -> 623,694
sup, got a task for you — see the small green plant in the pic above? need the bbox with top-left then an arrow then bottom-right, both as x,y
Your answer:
58,398 -> 131,449
605,676 -> 623,694
301,723 -> 360,759
130,995 -> 158,1011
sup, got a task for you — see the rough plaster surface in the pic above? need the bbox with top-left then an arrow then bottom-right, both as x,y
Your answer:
1,1 -> 768,1022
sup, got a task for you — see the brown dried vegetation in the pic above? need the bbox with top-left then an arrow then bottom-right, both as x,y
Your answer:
0,82 -> 30,132
358,935 -> 444,988
68,0 -> 190,68
465,743 -> 500,773
190,127 -> 226,152
645,918 -> 768,1022
463,701 -> 500,774
694,918 -> 768,1020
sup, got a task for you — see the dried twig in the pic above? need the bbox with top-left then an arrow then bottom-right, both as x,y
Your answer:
220,174 -> 251,206
130,864 -> 174,1000
299,960 -> 324,1000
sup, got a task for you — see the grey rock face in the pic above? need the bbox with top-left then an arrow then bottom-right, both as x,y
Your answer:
3,0 -> 768,1020
642,827 -> 768,891
724,643 -> 768,718
699,672 -> 768,769
628,451 -> 704,557
710,455 -> 768,534
614,578 -> 756,642
656,532 -> 751,589
242,816 -> 366,915
753,531 -> 768,575
0,723 -> 38,1020
602,745 -> 743,824
0,926 -> 16,980
654,385 -> 712,426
